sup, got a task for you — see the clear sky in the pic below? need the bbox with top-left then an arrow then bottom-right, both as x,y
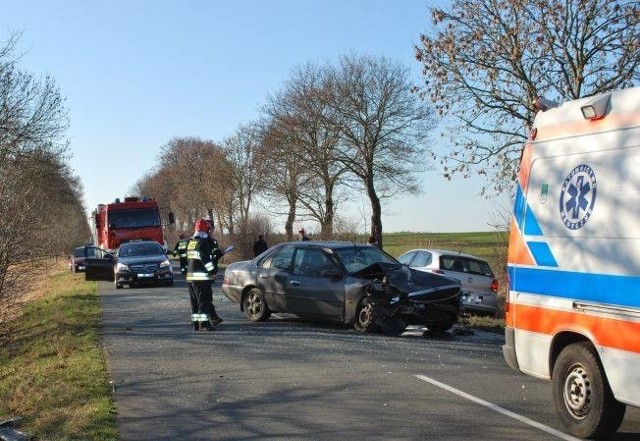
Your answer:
3,0 -> 510,233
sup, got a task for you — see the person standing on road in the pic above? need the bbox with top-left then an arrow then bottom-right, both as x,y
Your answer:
298,228 -> 310,241
186,219 -> 224,331
253,234 -> 268,257
173,233 -> 190,275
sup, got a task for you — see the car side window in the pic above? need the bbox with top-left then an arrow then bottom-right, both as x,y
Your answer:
293,248 -> 336,277
411,251 -> 432,267
397,251 -> 416,265
271,245 -> 295,272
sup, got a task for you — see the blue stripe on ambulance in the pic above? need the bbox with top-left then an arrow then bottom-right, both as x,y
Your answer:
526,242 -> 558,267
508,266 -> 640,308
513,184 -> 558,267
514,185 -> 544,236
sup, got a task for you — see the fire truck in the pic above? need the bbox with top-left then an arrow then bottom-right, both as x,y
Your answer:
502,87 -> 640,438
92,196 -> 173,254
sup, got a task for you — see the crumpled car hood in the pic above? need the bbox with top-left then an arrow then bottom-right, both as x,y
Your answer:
355,263 -> 461,303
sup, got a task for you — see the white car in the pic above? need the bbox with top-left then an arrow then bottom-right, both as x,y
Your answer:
397,249 -> 499,317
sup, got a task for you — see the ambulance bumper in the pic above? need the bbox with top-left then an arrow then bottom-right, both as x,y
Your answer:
502,326 -> 520,372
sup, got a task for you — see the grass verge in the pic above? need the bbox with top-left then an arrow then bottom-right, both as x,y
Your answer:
0,263 -> 117,441
460,313 -> 505,334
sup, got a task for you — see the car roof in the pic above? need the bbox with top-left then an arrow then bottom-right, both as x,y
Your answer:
120,240 -> 162,248
280,241 -> 375,249
401,248 -> 487,261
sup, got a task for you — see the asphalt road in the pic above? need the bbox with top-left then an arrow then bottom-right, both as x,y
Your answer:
98,273 -> 640,441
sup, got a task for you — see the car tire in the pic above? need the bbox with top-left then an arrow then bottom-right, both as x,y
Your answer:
114,279 -> 122,290
552,342 -> 626,439
353,299 -> 382,333
243,288 -> 271,322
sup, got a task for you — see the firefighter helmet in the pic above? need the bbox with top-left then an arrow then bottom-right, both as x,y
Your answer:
194,219 -> 211,233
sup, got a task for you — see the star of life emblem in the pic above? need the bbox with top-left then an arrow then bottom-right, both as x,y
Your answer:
559,164 -> 597,230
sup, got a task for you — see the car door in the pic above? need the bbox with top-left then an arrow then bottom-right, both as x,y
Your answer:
256,244 -> 295,312
285,247 -> 344,319
84,246 -> 116,281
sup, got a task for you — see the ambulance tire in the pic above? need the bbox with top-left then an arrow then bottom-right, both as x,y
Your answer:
552,342 -> 626,439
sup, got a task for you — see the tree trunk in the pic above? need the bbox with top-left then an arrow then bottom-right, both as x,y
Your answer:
366,179 -> 383,249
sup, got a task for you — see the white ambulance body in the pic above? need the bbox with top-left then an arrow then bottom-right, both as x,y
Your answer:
502,87 -> 640,439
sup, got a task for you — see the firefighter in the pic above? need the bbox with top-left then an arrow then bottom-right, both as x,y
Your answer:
186,219 -> 224,331
173,233 -> 190,275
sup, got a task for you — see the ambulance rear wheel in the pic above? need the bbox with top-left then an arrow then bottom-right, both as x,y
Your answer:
552,342 -> 625,439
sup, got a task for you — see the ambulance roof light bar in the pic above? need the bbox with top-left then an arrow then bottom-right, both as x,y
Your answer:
580,93 -> 611,120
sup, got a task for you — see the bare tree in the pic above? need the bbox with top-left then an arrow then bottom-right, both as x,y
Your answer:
149,137 -> 233,233
263,63 -> 348,239
221,122 -> 268,233
0,32 -> 80,342
415,0 -> 639,194
258,122 -> 310,240
323,54 -> 435,248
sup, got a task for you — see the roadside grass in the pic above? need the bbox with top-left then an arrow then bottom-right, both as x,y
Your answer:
0,262 -> 117,441
459,313 -> 505,333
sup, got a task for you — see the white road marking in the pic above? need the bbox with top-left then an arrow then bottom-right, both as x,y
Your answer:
415,375 -> 581,441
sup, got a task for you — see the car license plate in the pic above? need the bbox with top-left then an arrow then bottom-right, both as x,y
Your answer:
137,273 -> 154,278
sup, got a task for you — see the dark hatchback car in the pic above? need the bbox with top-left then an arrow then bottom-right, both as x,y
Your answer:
69,246 -> 99,273
222,241 -> 462,334
84,240 -> 174,289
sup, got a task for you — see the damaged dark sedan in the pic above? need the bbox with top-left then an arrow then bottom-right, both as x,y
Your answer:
221,241 -> 461,334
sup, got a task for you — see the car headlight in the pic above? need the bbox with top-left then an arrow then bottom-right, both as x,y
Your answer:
116,262 -> 129,272
159,259 -> 172,268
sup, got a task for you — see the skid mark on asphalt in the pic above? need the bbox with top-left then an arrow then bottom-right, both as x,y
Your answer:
415,375 -> 580,441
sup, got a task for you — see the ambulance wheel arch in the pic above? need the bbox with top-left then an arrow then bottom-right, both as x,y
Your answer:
551,341 -> 626,439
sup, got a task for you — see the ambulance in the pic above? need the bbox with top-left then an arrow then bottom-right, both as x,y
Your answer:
502,87 -> 640,439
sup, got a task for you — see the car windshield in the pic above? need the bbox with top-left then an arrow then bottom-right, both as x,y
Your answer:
107,208 -> 161,228
72,248 -> 85,257
334,246 -> 399,274
119,242 -> 163,257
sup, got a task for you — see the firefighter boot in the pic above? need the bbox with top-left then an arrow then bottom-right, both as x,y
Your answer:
210,309 -> 223,326
200,321 -> 215,331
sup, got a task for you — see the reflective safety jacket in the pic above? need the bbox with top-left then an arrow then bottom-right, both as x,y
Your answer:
174,238 -> 189,259
186,236 -> 222,282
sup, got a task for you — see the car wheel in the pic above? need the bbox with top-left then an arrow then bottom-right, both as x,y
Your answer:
425,320 -> 456,334
243,288 -> 271,322
552,342 -> 626,439
114,278 -> 121,290
353,299 -> 382,333
166,279 -> 174,287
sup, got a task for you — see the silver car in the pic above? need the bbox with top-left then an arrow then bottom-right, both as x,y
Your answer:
222,241 -> 462,334
396,249 -> 499,317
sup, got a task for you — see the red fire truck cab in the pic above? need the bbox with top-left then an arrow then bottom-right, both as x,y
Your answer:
92,196 -> 173,254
